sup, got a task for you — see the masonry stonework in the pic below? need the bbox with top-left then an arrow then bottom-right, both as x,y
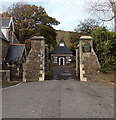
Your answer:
76,36 -> 100,81
24,36 -> 45,82
45,44 -> 49,71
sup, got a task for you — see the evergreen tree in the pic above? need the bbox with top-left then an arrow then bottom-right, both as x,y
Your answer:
3,3 -> 60,50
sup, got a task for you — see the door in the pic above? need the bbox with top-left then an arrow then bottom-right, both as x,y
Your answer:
60,58 -> 64,65
59,57 -> 65,65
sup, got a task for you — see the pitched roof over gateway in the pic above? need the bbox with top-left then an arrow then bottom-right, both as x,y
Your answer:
5,44 -> 26,63
51,39 -> 73,54
12,34 -> 20,44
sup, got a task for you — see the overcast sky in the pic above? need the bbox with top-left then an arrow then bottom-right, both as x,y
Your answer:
1,0 -> 114,31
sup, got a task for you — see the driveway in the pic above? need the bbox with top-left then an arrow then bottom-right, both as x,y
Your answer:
2,80 -> 114,118
50,65 -> 76,80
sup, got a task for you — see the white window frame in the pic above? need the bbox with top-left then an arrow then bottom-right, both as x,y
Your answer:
66,56 -> 71,63
53,57 -> 57,63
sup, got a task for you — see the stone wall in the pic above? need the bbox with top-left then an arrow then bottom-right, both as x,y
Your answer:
0,70 -> 10,81
0,39 -> 10,81
24,36 -> 45,82
9,64 -> 24,81
0,39 -> 9,70
1,40 -> 9,61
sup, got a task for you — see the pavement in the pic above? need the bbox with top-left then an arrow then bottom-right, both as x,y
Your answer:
2,80 -> 114,118
50,65 -> 76,80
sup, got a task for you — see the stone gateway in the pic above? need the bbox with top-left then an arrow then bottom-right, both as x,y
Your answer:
76,36 -> 101,81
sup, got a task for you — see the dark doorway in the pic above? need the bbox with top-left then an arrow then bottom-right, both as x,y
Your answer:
60,58 -> 64,65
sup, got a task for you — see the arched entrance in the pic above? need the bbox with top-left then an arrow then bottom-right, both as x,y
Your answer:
59,57 -> 65,65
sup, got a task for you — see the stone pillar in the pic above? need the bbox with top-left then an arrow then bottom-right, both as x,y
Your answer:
79,36 -> 93,81
25,36 -> 45,82
45,44 -> 49,72
76,46 -> 79,76
79,36 -> 100,81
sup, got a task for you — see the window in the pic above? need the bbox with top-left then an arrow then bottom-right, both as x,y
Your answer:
66,57 -> 71,63
53,57 -> 57,63
59,43 -> 64,46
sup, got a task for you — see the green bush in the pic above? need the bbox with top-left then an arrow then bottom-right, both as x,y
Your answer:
92,27 -> 116,73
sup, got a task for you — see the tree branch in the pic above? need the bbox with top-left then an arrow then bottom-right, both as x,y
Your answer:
99,15 -> 115,21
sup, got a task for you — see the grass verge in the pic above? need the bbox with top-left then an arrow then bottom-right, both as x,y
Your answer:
2,81 -> 21,88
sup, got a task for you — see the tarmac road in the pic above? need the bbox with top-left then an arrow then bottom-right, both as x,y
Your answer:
2,80 -> 114,118
50,66 -> 76,80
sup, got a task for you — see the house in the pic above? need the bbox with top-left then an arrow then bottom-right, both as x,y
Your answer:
0,17 -> 14,42
0,17 -> 26,81
51,39 -> 73,66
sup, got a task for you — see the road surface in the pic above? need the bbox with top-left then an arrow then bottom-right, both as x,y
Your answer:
2,80 -> 114,118
50,66 -> 76,80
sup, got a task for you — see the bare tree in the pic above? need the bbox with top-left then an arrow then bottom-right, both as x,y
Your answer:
74,18 -> 99,35
109,0 -> 116,31
88,0 -> 116,32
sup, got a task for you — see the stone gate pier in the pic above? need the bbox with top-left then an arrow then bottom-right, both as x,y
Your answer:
24,36 -> 45,82
76,36 -> 101,81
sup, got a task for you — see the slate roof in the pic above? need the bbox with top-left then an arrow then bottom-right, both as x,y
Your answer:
0,18 -> 11,28
0,17 -> 26,65
51,39 -> 73,54
5,44 -> 26,63
0,29 -> 7,41
59,39 -> 66,45
12,34 -> 19,44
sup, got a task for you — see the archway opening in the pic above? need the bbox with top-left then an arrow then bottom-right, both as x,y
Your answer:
60,58 -> 64,65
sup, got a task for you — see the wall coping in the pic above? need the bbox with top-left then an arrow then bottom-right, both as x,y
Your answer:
80,36 -> 92,40
31,36 -> 45,40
